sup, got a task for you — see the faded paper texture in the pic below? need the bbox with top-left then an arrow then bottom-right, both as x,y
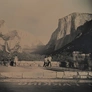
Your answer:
0,0 -> 92,92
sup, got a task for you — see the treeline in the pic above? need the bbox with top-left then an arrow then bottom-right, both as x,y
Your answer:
52,52 -> 71,61
17,52 -> 45,61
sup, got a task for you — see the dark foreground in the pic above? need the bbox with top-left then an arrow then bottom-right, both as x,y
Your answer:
0,82 -> 92,92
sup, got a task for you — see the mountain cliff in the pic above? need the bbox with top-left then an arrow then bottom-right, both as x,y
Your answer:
46,13 -> 92,54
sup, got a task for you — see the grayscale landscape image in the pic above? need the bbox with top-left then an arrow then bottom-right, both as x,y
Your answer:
0,0 -> 92,92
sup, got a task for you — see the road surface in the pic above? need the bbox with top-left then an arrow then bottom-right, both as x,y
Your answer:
0,82 -> 92,92
0,65 -> 92,92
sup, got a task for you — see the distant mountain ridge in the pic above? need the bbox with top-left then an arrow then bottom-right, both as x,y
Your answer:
45,12 -> 92,54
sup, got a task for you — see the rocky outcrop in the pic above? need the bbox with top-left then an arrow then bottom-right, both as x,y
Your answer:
46,13 -> 92,54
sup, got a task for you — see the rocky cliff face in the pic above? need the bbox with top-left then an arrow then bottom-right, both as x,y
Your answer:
46,13 -> 92,54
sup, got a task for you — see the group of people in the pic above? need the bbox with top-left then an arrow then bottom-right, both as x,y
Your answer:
43,55 -> 52,67
1,55 -> 18,67
1,54 -> 52,67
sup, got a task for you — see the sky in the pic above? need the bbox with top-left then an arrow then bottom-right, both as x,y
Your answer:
0,0 -> 92,44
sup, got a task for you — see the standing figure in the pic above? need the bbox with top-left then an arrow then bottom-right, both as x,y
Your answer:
43,56 -> 48,67
47,55 -> 52,67
14,55 -> 18,66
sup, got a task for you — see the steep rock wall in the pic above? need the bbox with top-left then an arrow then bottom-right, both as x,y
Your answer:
46,13 -> 92,52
